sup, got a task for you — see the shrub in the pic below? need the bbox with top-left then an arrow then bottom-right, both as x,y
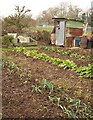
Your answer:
2,35 -> 14,47
31,30 -> 51,42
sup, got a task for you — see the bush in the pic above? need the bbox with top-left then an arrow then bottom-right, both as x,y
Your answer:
31,30 -> 51,41
2,35 -> 14,47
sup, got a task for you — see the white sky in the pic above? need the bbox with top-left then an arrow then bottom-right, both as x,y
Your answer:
0,0 -> 92,19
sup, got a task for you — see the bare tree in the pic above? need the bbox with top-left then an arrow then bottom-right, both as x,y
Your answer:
2,6 -> 32,35
67,5 -> 82,19
57,2 -> 68,17
36,2 -> 83,26
14,6 -> 31,34
36,10 -> 53,25
47,7 -> 59,18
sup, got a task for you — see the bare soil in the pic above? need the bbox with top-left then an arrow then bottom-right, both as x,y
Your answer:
2,47 -> 93,119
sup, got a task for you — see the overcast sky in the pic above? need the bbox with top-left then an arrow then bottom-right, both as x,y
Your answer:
0,0 -> 92,19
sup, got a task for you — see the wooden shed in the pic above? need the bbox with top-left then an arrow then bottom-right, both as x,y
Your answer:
51,18 -> 84,47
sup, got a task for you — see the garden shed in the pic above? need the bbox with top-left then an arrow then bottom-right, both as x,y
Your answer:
51,18 -> 84,47
52,18 -> 66,46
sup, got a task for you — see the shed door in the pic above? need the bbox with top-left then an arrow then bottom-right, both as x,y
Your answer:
56,21 -> 65,45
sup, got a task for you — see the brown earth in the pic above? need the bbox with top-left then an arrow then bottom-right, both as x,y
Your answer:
2,48 -> 93,119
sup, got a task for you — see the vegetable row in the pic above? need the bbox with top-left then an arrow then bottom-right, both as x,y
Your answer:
15,47 -> 93,78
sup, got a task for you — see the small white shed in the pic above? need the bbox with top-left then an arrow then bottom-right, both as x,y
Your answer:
52,18 -> 66,46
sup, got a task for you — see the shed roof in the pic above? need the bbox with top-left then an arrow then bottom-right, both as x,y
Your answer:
52,17 -> 84,23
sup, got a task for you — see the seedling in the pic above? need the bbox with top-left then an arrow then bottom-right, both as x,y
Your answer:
48,96 -> 61,106
42,79 -> 53,94
27,73 -> 32,78
63,106 -> 78,118
32,85 -> 42,93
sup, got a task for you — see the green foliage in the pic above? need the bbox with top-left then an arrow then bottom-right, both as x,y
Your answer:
15,47 -> 93,78
76,64 -> 93,78
2,35 -> 14,47
31,78 -> 93,118
49,57 -> 63,65
2,59 -> 32,85
15,47 -> 26,52
2,59 -> 22,75
32,85 -> 42,93
59,59 -> 77,70
36,53 -> 48,59
23,49 -> 77,70
63,96 -> 93,118
88,56 -> 93,61
48,96 -> 60,106
42,79 -> 53,93
2,60 -> 18,70
40,46 -> 86,59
